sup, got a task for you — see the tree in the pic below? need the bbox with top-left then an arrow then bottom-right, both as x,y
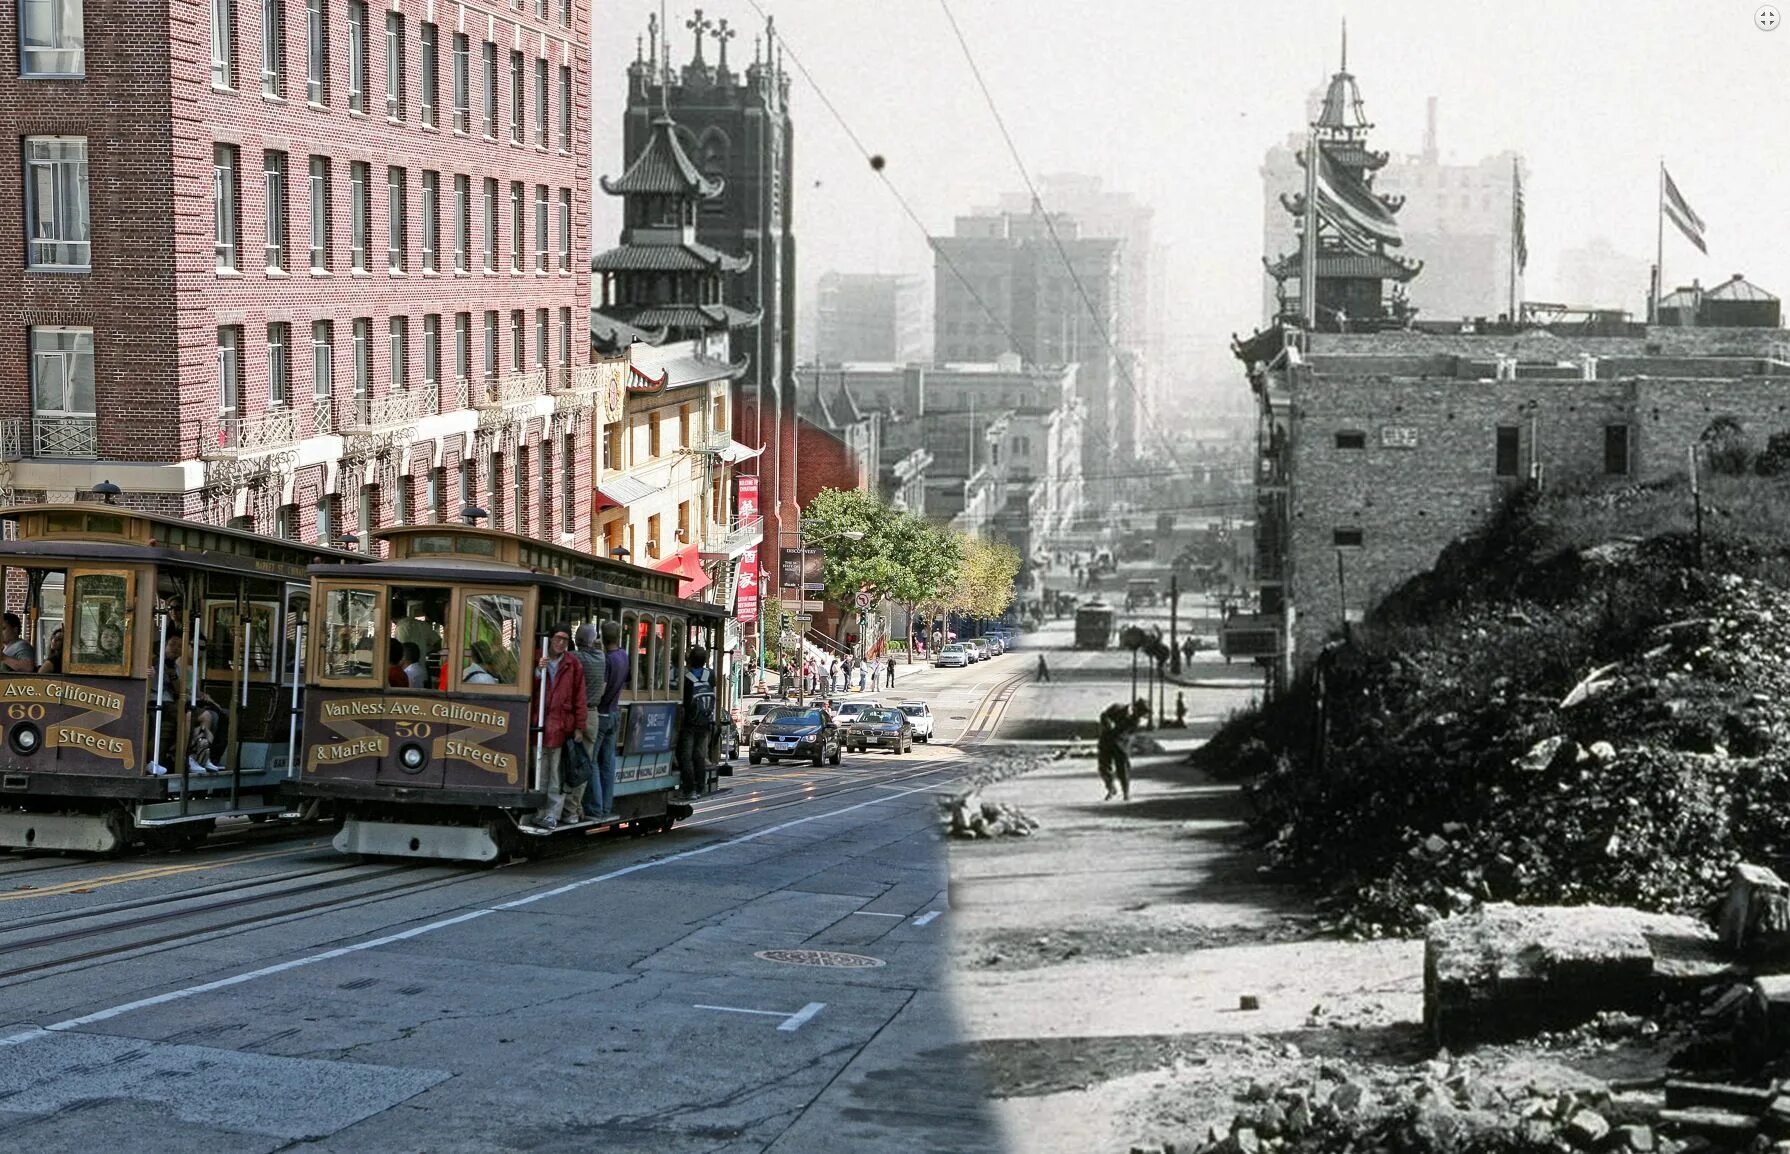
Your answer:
942,533 -> 1021,628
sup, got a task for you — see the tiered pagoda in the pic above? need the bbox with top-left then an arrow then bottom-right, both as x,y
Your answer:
1265,29 -> 1421,332
590,108 -> 761,355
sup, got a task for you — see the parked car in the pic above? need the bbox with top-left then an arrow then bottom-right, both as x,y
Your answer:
934,643 -> 969,669
742,700 -> 783,743
832,700 -> 878,726
964,639 -> 990,662
749,706 -> 843,767
896,701 -> 934,743
848,707 -> 913,754
983,635 -> 1006,656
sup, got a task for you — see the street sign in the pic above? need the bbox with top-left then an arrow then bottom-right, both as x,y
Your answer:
854,590 -> 872,610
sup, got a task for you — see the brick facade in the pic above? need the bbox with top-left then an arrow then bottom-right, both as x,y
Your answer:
0,0 -> 594,550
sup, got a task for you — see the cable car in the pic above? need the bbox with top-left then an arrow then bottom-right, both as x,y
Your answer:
292,524 -> 729,862
0,505 -> 361,853
1074,598 -> 1117,650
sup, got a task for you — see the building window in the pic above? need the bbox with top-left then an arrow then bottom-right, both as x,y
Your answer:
533,57 -> 547,146
210,0 -> 233,86
453,311 -> 469,384
216,326 -> 242,415
488,452 -> 503,526
648,411 -> 661,457
1495,425 -> 1520,478
346,0 -> 365,112
679,403 -> 691,449
307,155 -> 330,270
480,41 -> 496,136
557,64 -> 571,151
514,445 -> 529,534
646,512 -> 660,559
676,500 -> 689,545
482,310 -> 497,377
386,165 -> 406,272
260,0 -> 282,94
557,188 -> 570,272
452,173 -> 469,272
601,421 -> 619,470
420,169 -> 438,272
315,497 -> 331,544
275,504 -> 295,539
458,457 -> 471,507
428,466 -> 444,520
418,21 -> 436,126
1604,424 -> 1630,476
383,12 -> 403,118
348,160 -> 369,271
557,0 -> 568,26
1333,430 -> 1365,450
358,484 -> 372,541
509,309 -> 523,372
481,176 -> 497,271
422,313 -> 439,398
23,136 -> 89,270
267,321 -> 290,405
533,183 -> 547,272
508,180 -> 522,271
263,150 -> 287,271
534,308 -> 548,371
711,395 -> 726,438
213,144 -> 238,271
450,32 -> 468,132
304,0 -> 325,102
561,434 -> 574,532
312,319 -> 332,398
19,0 -> 85,75
508,50 -> 523,143
29,327 -> 94,434
1332,528 -> 1363,547
352,316 -> 370,400
392,476 -> 408,523
539,438 -> 552,530
389,316 -> 407,391
558,306 -> 570,368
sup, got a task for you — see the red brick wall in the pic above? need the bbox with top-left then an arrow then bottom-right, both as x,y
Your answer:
735,393 -> 865,600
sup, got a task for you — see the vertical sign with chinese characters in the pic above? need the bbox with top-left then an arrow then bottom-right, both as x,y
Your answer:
736,555 -> 759,622
736,474 -> 759,521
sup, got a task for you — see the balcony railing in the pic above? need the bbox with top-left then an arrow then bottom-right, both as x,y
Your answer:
475,370 -> 547,409
202,406 -> 304,458
341,389 -> 423,434
704,513 -> 763,557
15,415 -> 100,459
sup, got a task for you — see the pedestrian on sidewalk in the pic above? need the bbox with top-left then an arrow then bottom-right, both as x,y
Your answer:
1035,653 -> 1050,683
885,655 -> 896,688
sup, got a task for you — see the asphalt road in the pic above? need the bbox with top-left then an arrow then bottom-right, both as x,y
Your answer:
0,655 -> 1038,1153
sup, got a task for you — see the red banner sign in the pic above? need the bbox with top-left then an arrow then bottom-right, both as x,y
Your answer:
737,475 -> 759,521
736,555 -> 760,623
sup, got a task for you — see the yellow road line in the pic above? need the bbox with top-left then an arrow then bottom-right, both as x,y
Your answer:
0,844 -> 316,901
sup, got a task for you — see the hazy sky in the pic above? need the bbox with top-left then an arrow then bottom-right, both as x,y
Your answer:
591,2 -> 1790,384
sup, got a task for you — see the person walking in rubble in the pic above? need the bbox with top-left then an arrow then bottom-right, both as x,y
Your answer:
1095,698 -> 1148,801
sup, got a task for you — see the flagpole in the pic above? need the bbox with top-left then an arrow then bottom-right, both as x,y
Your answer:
1302,128 -> 1318,330
1653,158 -> 1664,324
1508,156 -> 1518,325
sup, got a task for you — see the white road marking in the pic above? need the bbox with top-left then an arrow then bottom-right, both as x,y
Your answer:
778,1002 -> 827,1032
912,910 -> 942,926
848,911 -> 903,918
0,780 -> 945,1048
693,1004 -> 790,1019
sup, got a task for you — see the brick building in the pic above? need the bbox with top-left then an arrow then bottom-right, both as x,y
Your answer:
1237,324 -> 1790,686
1,0 -> 595,546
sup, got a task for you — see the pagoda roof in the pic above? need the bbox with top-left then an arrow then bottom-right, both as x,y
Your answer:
600,113 -> 723,199
1265,249 -> 1422,282
606,303 -> 763,332
591,240 -> 752,274
589,310 -> 669,353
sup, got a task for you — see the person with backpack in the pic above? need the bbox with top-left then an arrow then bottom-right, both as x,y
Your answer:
677,646 -> 717,800
566,622 -> 609,821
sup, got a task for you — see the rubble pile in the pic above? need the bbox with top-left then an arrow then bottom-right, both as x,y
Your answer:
1196,489 -> 1790,935
940,793 -> 1040,839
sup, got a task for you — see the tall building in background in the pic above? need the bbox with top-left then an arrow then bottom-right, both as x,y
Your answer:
620,12 -> 797,598
1262,92 -> 1522,325
1557,237 -> 1651,317
933,212 -> 1121,501
0,0 -> 593,544
814,272 -> 927,364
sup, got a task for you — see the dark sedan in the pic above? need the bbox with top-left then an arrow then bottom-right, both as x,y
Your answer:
848,707 -> 913,755
749,706 -> 843,767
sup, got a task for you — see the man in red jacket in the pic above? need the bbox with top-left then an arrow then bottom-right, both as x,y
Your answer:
527,624 -> 587,831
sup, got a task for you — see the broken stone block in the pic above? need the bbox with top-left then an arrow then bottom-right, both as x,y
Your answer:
1565,1108 -> 1611,1148
1612,1124 -> 1656,1152
1716,862 -> 1790,959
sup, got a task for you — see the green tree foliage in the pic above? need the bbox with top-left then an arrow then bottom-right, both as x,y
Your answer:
946,534 -> 1021,622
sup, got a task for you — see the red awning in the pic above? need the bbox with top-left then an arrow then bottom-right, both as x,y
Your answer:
653,543 -> 712,598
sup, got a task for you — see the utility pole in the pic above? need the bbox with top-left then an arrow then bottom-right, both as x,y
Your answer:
1168,572 -> 1181,674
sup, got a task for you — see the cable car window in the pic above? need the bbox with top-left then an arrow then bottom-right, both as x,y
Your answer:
459,591 -> 524,687
387,586 -> 449,689
65,569 -> 132,675
204,596 -> 280,683
34,570 -> 66,663
667,618 -> 686,692
648,618 -> 665,694
625,611 -> 642,692
321,586 -> 380,680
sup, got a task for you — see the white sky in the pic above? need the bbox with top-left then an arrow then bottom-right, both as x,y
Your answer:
592,1 -> 1790,385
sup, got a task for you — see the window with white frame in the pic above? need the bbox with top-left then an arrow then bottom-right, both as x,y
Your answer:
487,452 -> 502,525
450,32 -> 468,132
558,306 -> 570,368
422,313 -> 439,397
352,317 -> 369,400
418,21 -> 436,127
386,165 -> 405,272
557,64 -> 570,150
480,41 -> 496,136
389,316 -> 407,391
481,176 -> 496,271
346,0 -> 365,111
312,319 -> 332,397
304,0 -> 325,102
393,475 -> 408,523
508,180 -> 522,271
533,184 -> 547,272
348,160 -> 368,270
507,50 -> 522,143
452,173 -> 469,272
267,321 -> 290,405
534,308 -> 547,371
216,326 -> 242,415
29,327 -> 94,424
454,311 -> 469,384
533,57 -> 547,147
260,0 -> 282,95
557,188 -> 569,272
561,433 -> 574,532
509,309 -> 523,372
384,12 -> 403,118
210,0 -> 233,86
482,310 -> 497,377
420,170 -> 438,272
514,444 -> 528,534
213,144 -> 238,271
275,504 -> 295,539
263,150 -> 287,271
23,136 -> 89,270
307,155 -> 330,270
314,496 -> 331,544
19,0 -> 85,75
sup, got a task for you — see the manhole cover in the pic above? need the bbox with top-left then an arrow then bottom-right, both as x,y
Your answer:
754,949 -> 886,968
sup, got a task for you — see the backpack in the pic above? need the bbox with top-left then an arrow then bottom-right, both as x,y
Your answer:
687,667 -> 716,724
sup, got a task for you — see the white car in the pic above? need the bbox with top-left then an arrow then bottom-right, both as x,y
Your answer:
896,701 -> 934,742
833,700 -> 878,725
934,643 -> 968,668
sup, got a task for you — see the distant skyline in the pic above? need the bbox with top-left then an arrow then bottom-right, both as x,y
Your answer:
592,2 -> 1790,388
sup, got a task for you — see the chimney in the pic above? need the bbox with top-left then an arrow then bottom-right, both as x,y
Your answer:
1423,97 -> 1438,163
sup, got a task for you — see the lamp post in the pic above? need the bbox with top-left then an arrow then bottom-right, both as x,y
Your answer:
92,480 -> 121,505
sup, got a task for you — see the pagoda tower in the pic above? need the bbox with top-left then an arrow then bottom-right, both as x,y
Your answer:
1266,26 -> 1421,330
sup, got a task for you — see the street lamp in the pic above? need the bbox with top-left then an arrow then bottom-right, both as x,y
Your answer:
460,505 -> 488,527
609,545 -> 632,562
92,480 -> 121,505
